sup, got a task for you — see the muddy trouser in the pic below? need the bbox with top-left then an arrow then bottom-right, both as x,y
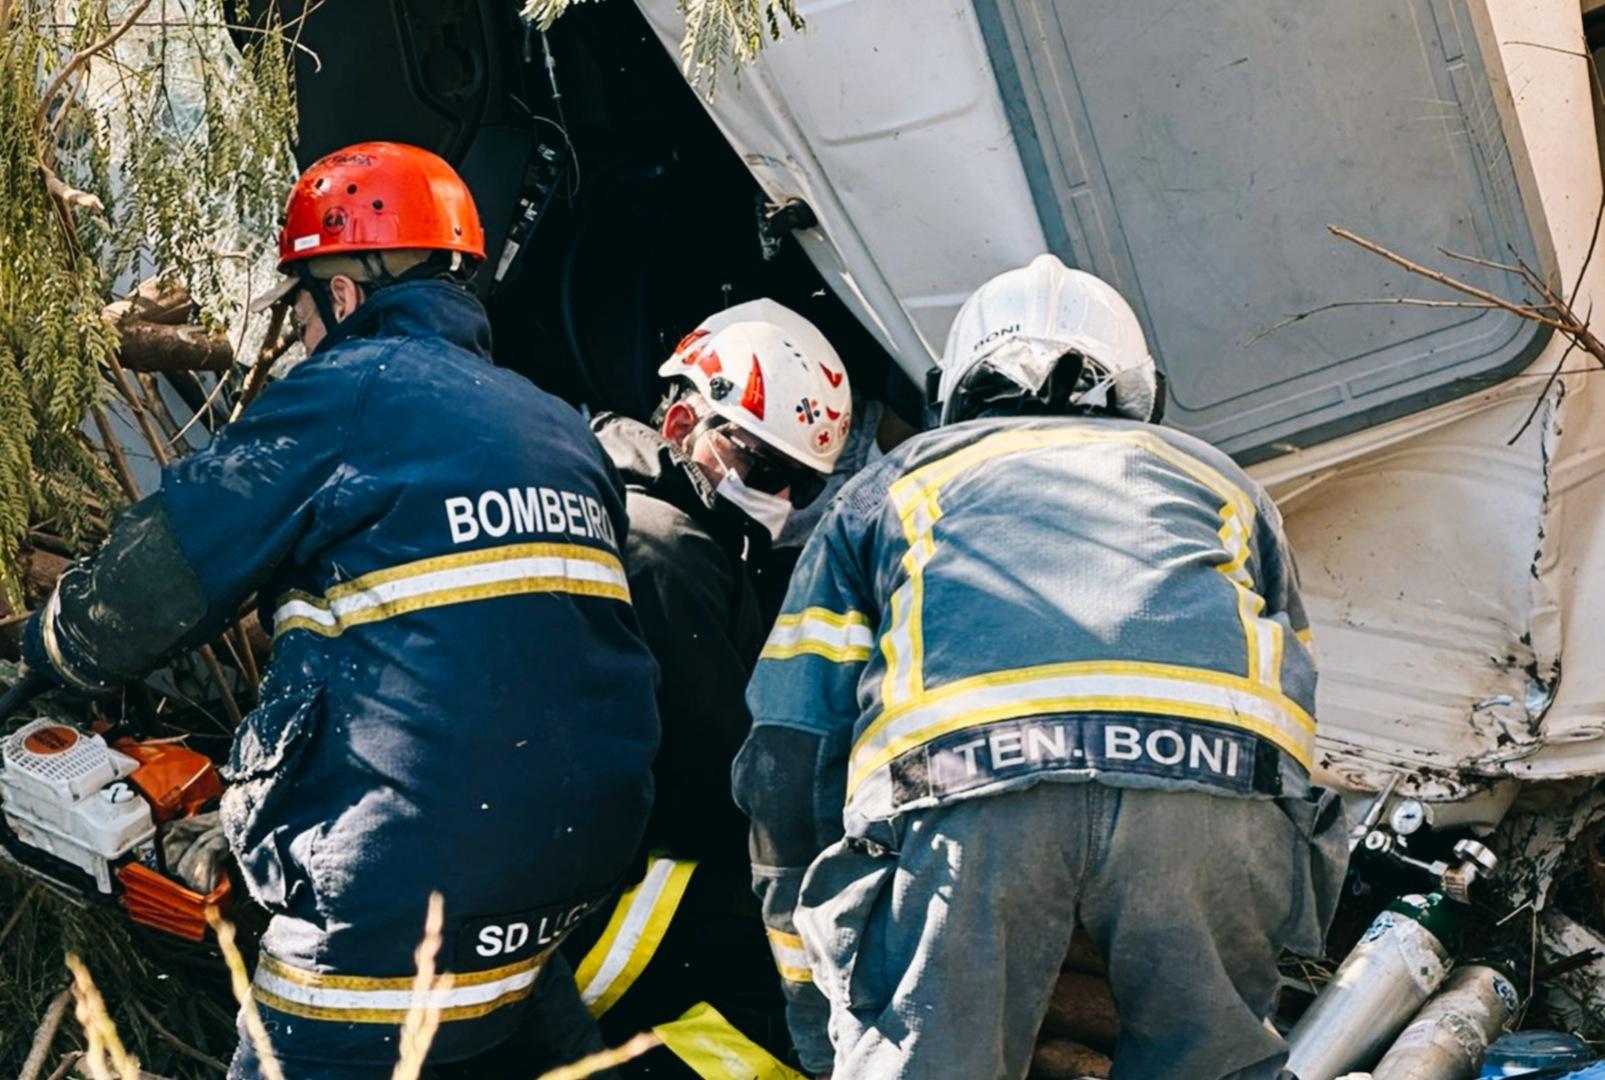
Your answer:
795,781 -> 1347,1080
228,952 -> 611,1080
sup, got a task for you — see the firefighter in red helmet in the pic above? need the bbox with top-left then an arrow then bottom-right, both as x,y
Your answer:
23,142 -> 661,1078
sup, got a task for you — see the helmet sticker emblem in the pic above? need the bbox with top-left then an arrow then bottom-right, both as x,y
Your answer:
291,234 -> 320,252
322,207 -> 347,233
815,428 -> 835,450
740,356 -> 766,419
825,406 -> 841,421
821,364 -> 844,388
674,329 -> 722,378
796,398 -> 820,424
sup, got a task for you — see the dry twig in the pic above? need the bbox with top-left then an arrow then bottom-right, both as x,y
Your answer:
197,646 -> 243,726
206,906 -> 284,1080
393,892 -> 451,1080
1322,221 -> 1605,445
534,1032 -> 666,1080
231,304 -> 290,421
1244,296 -> 1531,346
130,998 -> 229,1073
66,953 -> 141,1080
20,988 -> 73,1080
89,405 -> 141,501
44,1052 -> 83,1080
0,880 -> 39,950
1327,224 -> 1576,336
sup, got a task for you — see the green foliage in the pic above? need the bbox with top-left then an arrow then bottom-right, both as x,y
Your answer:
521,0 -> 803,92
0,0 -> 298,606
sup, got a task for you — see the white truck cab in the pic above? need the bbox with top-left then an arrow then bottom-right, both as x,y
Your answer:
636,0 -> 1605,824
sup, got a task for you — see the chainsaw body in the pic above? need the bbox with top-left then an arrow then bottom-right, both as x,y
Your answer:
0,715 -> 230,940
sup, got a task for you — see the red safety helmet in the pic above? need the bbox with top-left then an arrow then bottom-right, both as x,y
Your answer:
252,142 -> 485,310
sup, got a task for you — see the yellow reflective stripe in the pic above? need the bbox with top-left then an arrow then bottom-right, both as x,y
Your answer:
272,542 -> 628,640
880,579 -> 909,702
575,857 -> 697,1018
1294,625 -> 1316,666
254,983 -> 536,1024
321,542 -> 614,599
655,1002 -> 808,1080
1266,619 -> 1285,691
858,659 -> 1315,756
761,641 -> 872,663
252,953 -> 544,1024
880,491 -> 939,707
762,608 -> 875,663
1216,503 -> 1254,586
773,607 -> 869,631
847,661 -> 1316,795
765,928 -> 813,984
1237,585 -> 1262,685
259,953 -> 539,991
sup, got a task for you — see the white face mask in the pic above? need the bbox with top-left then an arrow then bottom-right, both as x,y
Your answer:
700,424 -> 796,541
715,469 -> 792,541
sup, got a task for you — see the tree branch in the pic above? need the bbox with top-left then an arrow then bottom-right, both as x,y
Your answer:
1328,224 -> 1575,334
1245,296 -> 1533,347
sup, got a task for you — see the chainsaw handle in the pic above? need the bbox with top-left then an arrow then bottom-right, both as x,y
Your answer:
0,672 -> 51,723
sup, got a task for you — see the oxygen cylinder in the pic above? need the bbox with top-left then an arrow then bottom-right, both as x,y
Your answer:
1285,894 -> 1458,1080
1368,951 -> 1525,1080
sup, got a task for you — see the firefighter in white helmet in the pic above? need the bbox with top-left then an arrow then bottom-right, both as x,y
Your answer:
736,255 -> 1347,1079
568,299 -> 853,1074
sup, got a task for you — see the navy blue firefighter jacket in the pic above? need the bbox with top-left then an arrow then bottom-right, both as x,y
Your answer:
23,281 -> 660,1061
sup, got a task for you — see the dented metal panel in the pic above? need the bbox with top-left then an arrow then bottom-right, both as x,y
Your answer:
1264,0 -> 1605,798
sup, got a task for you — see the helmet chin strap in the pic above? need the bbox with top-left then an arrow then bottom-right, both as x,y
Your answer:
295,266 -> 342,337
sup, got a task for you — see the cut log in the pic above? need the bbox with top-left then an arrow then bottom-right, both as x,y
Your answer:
101,277 -> 195,326
1030,1038 -> 1112,1079
115,320 -> 233,373
1040,971 -> 1120,1052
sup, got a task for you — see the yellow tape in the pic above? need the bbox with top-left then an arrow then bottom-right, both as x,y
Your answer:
655,1002 -> 808,1080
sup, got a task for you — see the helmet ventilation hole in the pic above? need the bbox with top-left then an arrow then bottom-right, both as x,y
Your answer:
346,183 -> 358,195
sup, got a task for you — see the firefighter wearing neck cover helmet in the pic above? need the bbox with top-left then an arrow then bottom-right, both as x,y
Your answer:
22,142 -> 660,1078
570,300 -> 851,1075
734,255 -> 1347,1079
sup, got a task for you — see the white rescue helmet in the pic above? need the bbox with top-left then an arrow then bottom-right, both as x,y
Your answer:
658,299 -> 853,474
937,254 -> 1159,426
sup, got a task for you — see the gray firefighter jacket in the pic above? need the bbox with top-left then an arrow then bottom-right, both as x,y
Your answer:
732,413 -> 1318,1070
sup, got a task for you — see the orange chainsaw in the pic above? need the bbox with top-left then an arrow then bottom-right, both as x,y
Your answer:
0,673 -> 233,941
